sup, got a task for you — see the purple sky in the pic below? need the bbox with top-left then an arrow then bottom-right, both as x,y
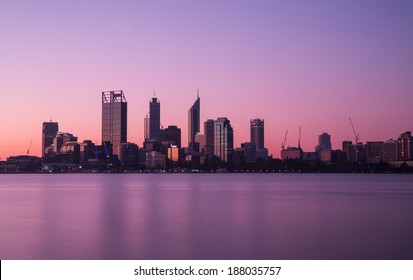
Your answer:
1,0 -> 412,159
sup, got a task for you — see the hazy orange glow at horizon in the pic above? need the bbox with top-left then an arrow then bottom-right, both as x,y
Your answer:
1,1 -> 412,160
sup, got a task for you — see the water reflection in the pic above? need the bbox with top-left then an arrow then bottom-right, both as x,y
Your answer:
0,174 -> 412,259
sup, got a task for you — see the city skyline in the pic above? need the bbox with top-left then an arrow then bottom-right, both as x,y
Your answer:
1,1 -> 413,160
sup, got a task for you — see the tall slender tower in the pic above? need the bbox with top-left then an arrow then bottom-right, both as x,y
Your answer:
42,121 -> 58,157
250,118 -> 264,150
188,89 -> 200,149
214,117 -> 234,162
149,95 -> 161,140
204,119 -> 215,155
102,90 -> 127,157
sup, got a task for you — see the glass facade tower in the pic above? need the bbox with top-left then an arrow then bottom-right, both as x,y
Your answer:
149,97 -> 161,140
214,117 -> 234,162
42,121 -> 58,157
250,118 -> 264,150
188,94 -> 200,149
102,90 -> 127,157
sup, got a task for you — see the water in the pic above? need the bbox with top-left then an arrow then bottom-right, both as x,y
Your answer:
0,174 -> 412,260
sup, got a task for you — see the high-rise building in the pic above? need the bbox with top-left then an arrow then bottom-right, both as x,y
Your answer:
195,132 -> 206,153
164,125 -> 181,148
382,139 -> 398,162
398,131 -> 412,161
250,118 -> 264,150
102,90 -> 127,157
53,132 -> 77,154
188,92 -> 200,149
144,113 -> 150,140
316,132 -> 332,151
42,121 -> 58,157
214,117 -> 234,162
149,96 -> 161,140
204,119 -> 215,155
366,141 -> 383,163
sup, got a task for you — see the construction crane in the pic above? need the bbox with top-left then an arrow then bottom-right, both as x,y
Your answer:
348,118 -> 359,143
281,130 -> 288,150
298,126 -> 301,149
27,139 -> 32,155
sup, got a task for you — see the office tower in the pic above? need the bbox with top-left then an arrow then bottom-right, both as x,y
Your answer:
102,90 -> 127,157
398,131 -> 412,161
214,117 -> 234,162
119,142 -> 139,168
144,113 -> 150,140
204,119 -> 215,155
317,132 -> 332,151
164,125 -> 181,148
195,133 -> 206,153
188,92 -> 200,149
342,141 -> 352,161
382,139 -> 398,162
42,121 -> 58,157
53,132 -> 78,154
250,118 -> 264,149
366,141 -> 384,163
149,96 -> 161,140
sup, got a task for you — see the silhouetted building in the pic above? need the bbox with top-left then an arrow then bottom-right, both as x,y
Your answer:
366,141 -> 383,163
53,132 -> 77,154
79,140 -> 96,162
119,142 -> 138,168
316,132 -> 332,151
241,142 -> 257,163
102,90 -> 127,157
250,118 -> 264,150
146,151 -> 166,169
149,96 -> 161,140
382,139 -> 398,162
188,93 -> 200,149
204,119 -> 215,155
144,113 -> 150,140
164,125 -> 181,148
398,131 -> 412,161
214,117 -> 234,162
281,147 -> 302,160
42,121 -> 58,157
143,139 -> 161,152
195,133 -> 205,153
342,141 -> 352,161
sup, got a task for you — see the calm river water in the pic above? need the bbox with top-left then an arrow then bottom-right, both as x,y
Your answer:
0,174 -> 412,259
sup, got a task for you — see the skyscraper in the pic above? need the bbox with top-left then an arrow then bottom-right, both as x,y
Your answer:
214,117 -> 234,162
164,125 -> 181,148
149,96 -> 161,140
398,131 -> 412,161
204,119 -> 215,155
42,121 -> 58,157
250,118 -> 264,149
102,90 -> 127,157
316,132 -> 332,151
188,91 -> 200,149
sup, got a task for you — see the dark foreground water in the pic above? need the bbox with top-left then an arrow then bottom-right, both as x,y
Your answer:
0,174 -> 412,260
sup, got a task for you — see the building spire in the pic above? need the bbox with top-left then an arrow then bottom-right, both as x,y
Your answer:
197,87 -> 199,98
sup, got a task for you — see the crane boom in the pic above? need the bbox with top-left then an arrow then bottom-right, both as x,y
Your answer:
349,118 -> 359,143
27,139 -> 32,155
281,130 -> 288,150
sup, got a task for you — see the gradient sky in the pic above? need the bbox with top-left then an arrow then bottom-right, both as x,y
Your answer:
1,0 -> 412,160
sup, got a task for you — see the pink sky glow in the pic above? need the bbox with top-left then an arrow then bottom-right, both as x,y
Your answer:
1,1 -> 412,160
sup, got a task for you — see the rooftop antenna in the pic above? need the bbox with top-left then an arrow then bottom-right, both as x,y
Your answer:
153,90 -> 156,97
298,126 -> 301,149
197,87 -> 200,98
